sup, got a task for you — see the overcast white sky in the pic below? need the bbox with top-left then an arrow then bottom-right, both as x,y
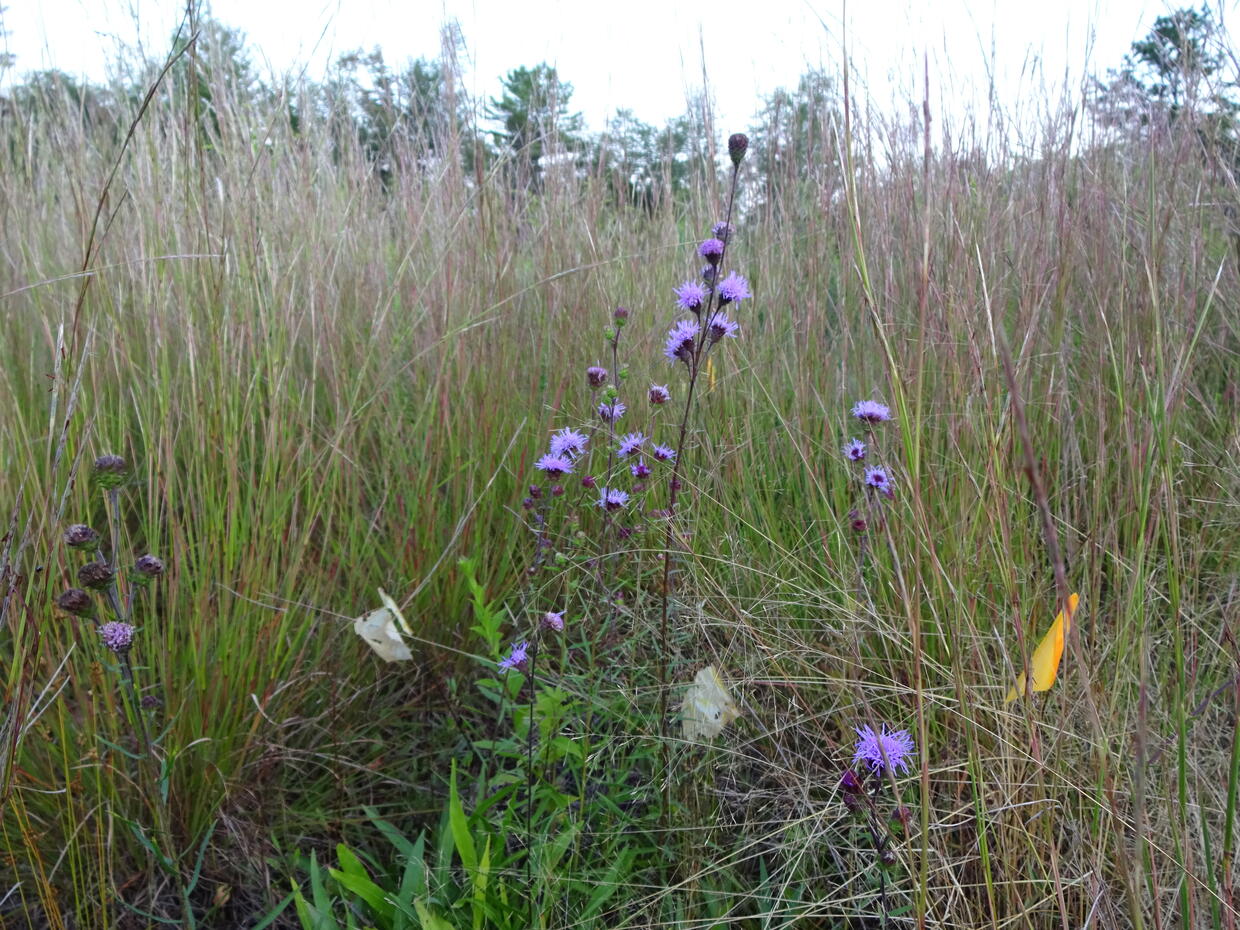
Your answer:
0,1 -> 1216,131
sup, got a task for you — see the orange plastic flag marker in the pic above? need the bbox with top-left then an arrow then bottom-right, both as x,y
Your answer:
1006,593 -> 1080,703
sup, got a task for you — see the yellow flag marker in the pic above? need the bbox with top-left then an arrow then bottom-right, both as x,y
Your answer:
1006,592 -> 1080,703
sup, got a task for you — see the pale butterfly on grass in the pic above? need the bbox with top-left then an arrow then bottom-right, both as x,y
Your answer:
681,665 -> 742,741
353,588 -> 415,663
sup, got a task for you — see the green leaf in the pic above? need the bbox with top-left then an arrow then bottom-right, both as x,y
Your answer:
414,901 -> 456,930
449,761 -> 478,874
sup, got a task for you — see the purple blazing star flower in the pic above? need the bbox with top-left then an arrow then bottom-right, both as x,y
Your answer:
853,724 -> 915,775
717,272 -> 751,305
98,621 -> 135,653
844,438 -> 867,462
550,427 -> 588,459
653,444 -> 676,462
543,611 -> 565,632
498,641 -> 530,671
864,466 -> 894,496
598,400 -> 627,423
535,453 -> 574,477
665,319 -> 700,363
597,487 -> 629,512
707,313 -> 740,343
630,458 -> 652,479
698,238 -> 725,264
674,281 -> 708,313
649,384 -> 670,405
587,366 -> 608,388
852,400 -> 893,423
617,432 -> 647,457
712,221 -> 732,242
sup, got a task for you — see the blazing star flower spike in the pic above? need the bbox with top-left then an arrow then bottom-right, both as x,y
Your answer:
549,427 -> 588,459
649,384 -> 670,405
535,453 -> 574,477
597,400 -> 627,423
674,281 -> 707,313
630,459 -> 651,479
665,319 -> 700,363
653,444 -> 677,462
596,487 -> 630,511
717,272 -> 751,305
844,438 -> 867,461
498,641 -> 530,671
853,724 -> 915,775
852,400 -> 893,423
617,432 -> 647,457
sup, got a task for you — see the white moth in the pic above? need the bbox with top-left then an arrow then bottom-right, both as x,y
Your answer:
681,665 -> 742,741
352,588 -> 414,663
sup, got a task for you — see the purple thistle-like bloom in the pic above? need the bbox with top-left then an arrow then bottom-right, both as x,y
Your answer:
701,265 -> 717,285
598,400 -> 627,423
844,438 -> 867,462
852,400 -> 893,423
617,432 -> 647,457
853,724 -> 915,775
631,458 -> 652,479
717,271 -> 751,305
498,641 -> 530,671
550,427 -> 588,459
649,384 -> 670,405
674,281 -> 708,313
653,444 -> 677,462
98,621 -> 136,653
707,313 -> 740,343
864,467 -> 894,496
597,487 -> 630,511
698,238 -> 725,264
535,453 -> 574,477
712,221 -> 732,242
543,611 -> 565,632
665,319 -> 700,363
587,366 -> 608,388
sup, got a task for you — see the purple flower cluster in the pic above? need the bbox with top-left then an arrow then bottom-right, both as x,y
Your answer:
499,641 -> 530,671
98,621 -> 135,653
853,724 -> 915,775
665,319 -> 700,363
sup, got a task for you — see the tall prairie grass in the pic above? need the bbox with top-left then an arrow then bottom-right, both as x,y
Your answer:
1,18 -> 1238,928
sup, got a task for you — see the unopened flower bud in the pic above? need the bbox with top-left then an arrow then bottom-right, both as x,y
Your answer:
551,484 -> 564,497
879,848 -> 898,870
92,455 -> 128,489
613,306 -> 629,322
522,497 -> 536,510
727,133 -> 749,165
581,475 -> 596,489
64,524 -> 101,551
840,770 -> 864,795
134,554 -> 164,577
57,588 -> 94,617
78,561 -> 115,591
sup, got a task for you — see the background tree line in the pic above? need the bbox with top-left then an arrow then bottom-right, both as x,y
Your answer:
1,8 -> 1237,211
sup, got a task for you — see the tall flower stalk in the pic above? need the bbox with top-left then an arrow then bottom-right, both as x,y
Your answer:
656,133 -> 751,806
